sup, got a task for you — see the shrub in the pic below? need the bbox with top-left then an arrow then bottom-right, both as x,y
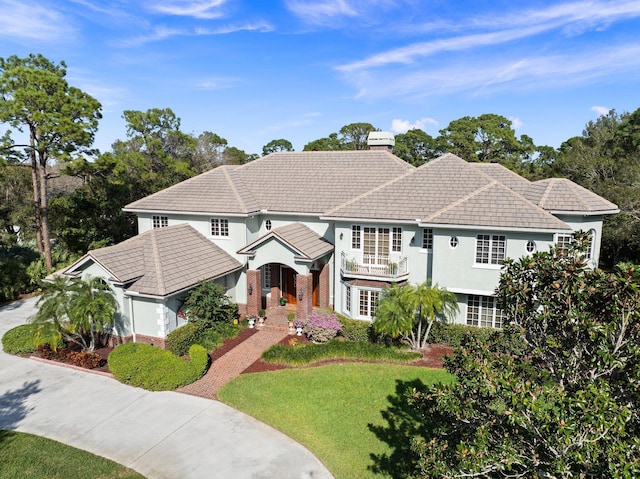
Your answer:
262,340 -> 421,366
429,322 -> 495,347
182,281 -> 238,326
299,311 -> 342,343
336,313 -> 371,342
166,322 -> 204,356
108,343 -> 209,391
2,324 -> 39,354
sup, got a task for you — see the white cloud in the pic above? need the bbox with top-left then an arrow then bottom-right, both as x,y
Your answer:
122,21 -> 271,46
510,117 -> 523,129
286,0 -> 399,27
391,118 -> 438,133
150,0 -> 228,19
337,0 -> 640,73
0,0 -> 75,41
591,105 -> 611,116
194,76 -> 242,90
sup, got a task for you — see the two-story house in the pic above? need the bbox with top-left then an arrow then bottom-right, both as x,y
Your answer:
61,133 -> 618,346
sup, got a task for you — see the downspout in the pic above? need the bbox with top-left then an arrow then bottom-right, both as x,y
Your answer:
128,295 -> 137,342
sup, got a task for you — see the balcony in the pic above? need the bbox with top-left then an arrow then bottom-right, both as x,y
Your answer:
341,252 -> 408,280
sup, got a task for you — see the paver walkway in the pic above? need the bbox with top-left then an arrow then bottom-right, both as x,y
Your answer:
178,327 -> 288,399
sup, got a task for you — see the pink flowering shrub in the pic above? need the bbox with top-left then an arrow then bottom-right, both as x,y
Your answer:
302,311 -> 343,343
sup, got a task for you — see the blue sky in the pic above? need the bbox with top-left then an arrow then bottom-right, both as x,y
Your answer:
1,0 -> 640,156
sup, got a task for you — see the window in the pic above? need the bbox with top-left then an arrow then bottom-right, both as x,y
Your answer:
392,227 -> 402,253
422,228 -> 433,250
466,295 -> 505,328
586,230 -> 595,260
556,233 -> 572,254
526,240 -> 536,253
345,285 -> 351,312
262,265 -> 271,289
358,290 -> 380,319
449,236 -> 459,248
475,234 -> 506,265
152,215 -> 168,229
351,225 -> 361,249
210,218 -> 229,237
265,219 -> 272,231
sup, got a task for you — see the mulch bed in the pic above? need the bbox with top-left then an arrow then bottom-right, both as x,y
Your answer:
241,335 -> 454,374
34,342 -> 113,374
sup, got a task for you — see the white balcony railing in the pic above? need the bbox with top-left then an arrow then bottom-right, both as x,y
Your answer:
341,251 -> 408,278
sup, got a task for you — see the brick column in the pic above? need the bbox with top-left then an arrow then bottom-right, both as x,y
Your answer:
319,262 -> 331,308
296,273 -> 313,320
246,269 -> 261,317
270,264 -> 281,308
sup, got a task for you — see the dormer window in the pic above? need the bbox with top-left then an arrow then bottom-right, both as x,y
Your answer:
210,218 -> 229,237
152,215 -> 168,229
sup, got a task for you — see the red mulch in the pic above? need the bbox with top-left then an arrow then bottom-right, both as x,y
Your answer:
241,335 -> 454,374
34,342 -> 113,374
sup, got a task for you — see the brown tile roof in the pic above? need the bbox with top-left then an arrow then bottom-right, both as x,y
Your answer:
325,154 -> 570,231
68,224 -> 242,297
124,151 -> 414,215
471,163 -> 531,194
524,178 -> 619,213
238,222 -> 333,261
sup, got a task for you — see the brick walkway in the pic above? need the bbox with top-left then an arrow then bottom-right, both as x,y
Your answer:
178,307 -> 294,399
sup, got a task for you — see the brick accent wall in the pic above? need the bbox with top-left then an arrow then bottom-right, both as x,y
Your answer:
296,273 -> 313,320
319,262 -> 331,308
135,334 -> 167,349
246,269 -> 261,316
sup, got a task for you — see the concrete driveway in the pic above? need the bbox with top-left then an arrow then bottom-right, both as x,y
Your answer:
0,297 -> 333,479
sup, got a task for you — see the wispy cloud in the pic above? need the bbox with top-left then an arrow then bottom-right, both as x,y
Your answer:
194,76 -> 242,90
149,0 -> 228,19
286,0 -> 399,27
591,105 -> 612,115
391,118 -> 438,133
509,117 -> 523,129
0,0 -> 75,42
121,21 -> 272,46
338,0 -> 640,72
345,44 -> 640,100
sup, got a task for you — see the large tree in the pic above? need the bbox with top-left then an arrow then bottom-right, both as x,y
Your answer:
303,122 -> 378,151
0,54 -> 101,269
262,138 -> 293,156
403,233 -> 640,478
438,114 -> 533,168
393,129 -> 440,166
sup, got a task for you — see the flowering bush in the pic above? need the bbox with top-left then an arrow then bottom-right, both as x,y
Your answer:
301,311 -> 342,343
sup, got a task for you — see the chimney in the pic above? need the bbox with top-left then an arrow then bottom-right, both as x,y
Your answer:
367,131 -> 395,151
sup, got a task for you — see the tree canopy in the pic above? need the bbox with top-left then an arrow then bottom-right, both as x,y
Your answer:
0,53 -> 102,268
303,122 -> 378,151
262,138 -> 293,156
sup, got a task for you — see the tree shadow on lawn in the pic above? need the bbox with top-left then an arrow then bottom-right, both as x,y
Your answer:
0,380 -> 41,445
368,378 -> 431,479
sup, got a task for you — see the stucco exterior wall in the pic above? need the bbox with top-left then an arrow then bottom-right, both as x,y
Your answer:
556,214 -> 604,267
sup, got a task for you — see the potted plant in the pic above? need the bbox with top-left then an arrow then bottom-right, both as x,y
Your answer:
247,315 -> 256,328
294,319 -> 305,336
279,296 -> 286,306
388,261 -> 398,275
287,313 -> 295,333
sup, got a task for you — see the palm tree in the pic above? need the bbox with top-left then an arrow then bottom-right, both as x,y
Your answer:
68,277 -> 116,351
373,281 -> 459,350
30,276 -> 116,352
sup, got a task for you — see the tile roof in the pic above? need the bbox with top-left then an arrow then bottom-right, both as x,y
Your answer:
124,150 -> 414,215
238,222 -> 333,261
524,178 -> 619,213
68,224 -> 242,297
471,163 -> 531,194
324,154 -> 571,231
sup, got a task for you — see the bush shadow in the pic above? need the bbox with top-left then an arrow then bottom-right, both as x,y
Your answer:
0,380 -> 41,444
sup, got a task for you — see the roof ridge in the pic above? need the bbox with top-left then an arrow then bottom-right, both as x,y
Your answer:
148,230 -> 167,296
423,180 -> 498,222
537,179 -> 555,210
222,166 -> 250,213
561,178 -> 592,211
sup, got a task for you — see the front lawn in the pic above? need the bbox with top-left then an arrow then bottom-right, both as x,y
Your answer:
218,363 -> 453,479
0,430 -> 145,479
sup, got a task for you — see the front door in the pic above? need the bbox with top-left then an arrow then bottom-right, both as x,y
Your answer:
312,270 -> 320,307
283,267 -> 297,305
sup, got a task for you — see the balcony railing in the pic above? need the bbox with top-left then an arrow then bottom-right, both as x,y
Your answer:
341,252 -> 408,279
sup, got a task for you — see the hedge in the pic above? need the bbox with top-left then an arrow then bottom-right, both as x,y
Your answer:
429,322 -> 525,355
108,343 -> 209,391
2,324 -> 39,355
337,315 -> 371,342
166,322 -> 204,356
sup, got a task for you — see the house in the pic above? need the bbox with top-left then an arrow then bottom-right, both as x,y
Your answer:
62,133 -> 618,346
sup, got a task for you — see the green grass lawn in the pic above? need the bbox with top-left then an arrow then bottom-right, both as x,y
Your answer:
218,363 -> 453,479
0,431 -> 145,479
